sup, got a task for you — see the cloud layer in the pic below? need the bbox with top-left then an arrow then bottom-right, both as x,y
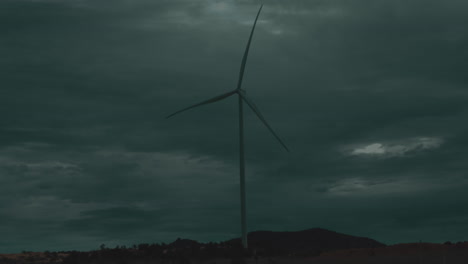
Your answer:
349,137 -> 444,157
1,0 -> 468,253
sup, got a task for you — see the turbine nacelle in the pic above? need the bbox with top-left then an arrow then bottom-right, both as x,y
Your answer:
236,88 -> 246,94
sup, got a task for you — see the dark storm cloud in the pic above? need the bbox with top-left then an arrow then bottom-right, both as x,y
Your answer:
0,142 -> 241,251
1,0 -> 468,253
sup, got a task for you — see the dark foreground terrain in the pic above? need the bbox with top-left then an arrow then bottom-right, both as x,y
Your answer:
2,228 -> 468,264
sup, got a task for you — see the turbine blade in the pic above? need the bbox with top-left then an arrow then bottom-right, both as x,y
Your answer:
239,92 -> 290,152
236,4 -> 263,91
166,90 -> 236,118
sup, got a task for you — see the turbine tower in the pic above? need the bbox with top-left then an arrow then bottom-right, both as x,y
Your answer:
166,4 -> 289,249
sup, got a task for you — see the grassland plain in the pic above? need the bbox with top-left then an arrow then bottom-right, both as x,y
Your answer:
2,243 -> 468,264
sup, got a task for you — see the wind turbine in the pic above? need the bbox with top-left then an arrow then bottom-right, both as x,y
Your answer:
166,4 -> 289,249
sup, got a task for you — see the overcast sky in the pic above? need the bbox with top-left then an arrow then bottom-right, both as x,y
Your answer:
1,0 -> 468,254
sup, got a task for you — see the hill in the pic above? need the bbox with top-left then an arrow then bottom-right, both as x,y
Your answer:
225,228 -> 385,254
